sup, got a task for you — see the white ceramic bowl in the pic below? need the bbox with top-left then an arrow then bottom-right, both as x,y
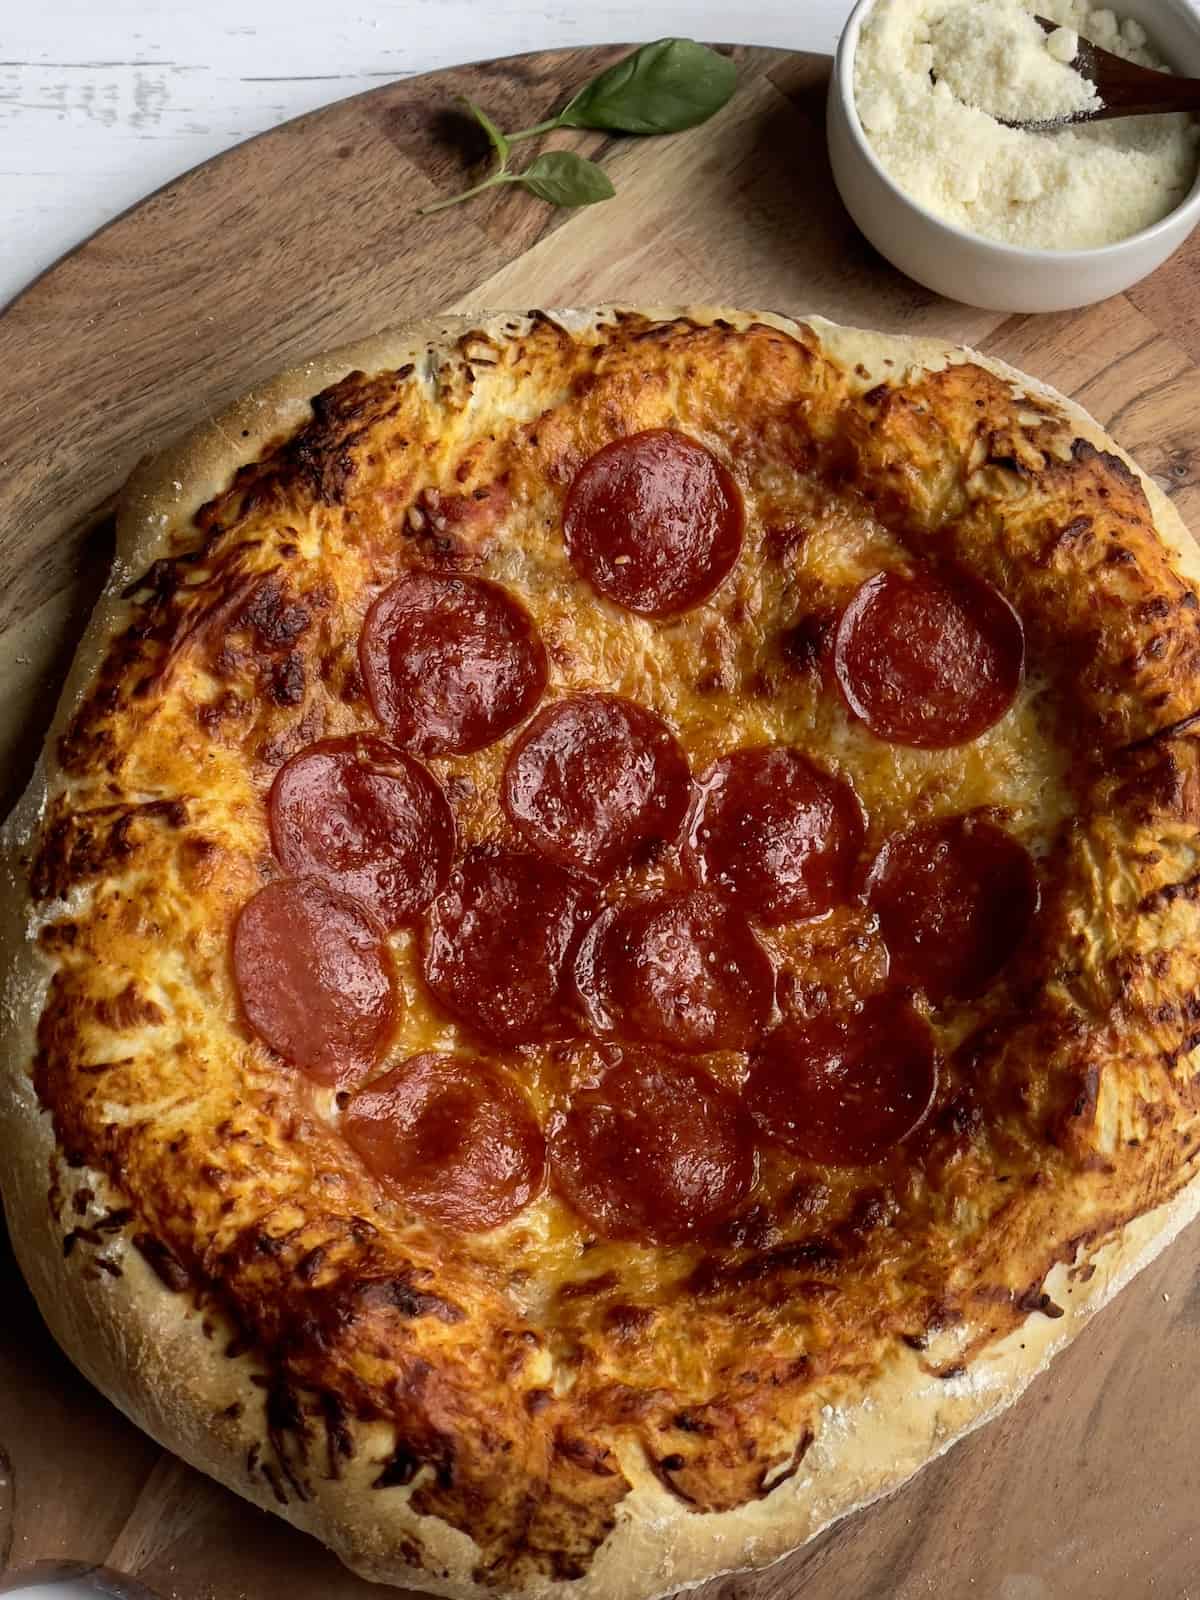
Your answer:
827,0 -> 1200,311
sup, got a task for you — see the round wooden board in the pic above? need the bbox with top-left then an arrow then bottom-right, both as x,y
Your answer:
2,41 -> 1200,1600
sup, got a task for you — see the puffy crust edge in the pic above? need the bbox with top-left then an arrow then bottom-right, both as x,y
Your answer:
3,305 -> 1199,1600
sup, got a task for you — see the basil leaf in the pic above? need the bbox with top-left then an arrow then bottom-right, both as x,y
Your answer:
458,95 -> 509,166
516,151 -> 615,207
557,38 -> 736,135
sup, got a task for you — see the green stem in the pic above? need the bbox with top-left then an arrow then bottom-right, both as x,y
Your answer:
417,169 -> 516,215
505,116 -> 563,144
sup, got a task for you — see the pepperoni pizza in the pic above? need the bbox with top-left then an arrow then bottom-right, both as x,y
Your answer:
4,307 -> 1200,1599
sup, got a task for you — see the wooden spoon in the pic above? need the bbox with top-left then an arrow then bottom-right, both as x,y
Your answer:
1002,16 -> 1200,127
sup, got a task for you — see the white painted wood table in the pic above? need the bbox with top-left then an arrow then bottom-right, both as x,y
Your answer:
1,0 -> 848,309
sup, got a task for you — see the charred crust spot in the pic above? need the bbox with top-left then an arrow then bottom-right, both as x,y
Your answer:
382,1277 -> 463,1324
755,1427 -> 815,1498
32,801 -> 188,903
556,1271 -> 620,1301
94,982 -> 166,1032
687,1237 -> 841,1296
1140,870 -> 1200,914
321,1274 -> 468,1326
132,1233 -> 191,1293
1039,514 -> 1093,565
763,522 -> 810,560
671,1411 -> 715,1437
279,376 -> 380,503
295,1246 -> 326,1284
266,1379 -> 304,1433
603,1303 -> 656,1339
707,1204 -> 784,1252
779,610 -> 836,672
96,1207 -> 134,1233
270,651 -> 306,706
842,1188 -> 898,1239
240,575 -> 312,648
554,1431 -> 618,1478
260,1460 -> 290,1506
1017,1287 -> 1066,1319
264,1382 -> 313,1504
122,553 -> 200,603
1071,435 -> 1141,493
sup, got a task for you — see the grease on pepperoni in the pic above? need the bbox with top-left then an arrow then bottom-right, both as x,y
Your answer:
747,996 -> 937,1166
502,693 -> 691,875
343,1053 -> 544,1232
563,429 -> 744,616
268,736 -> 455,928
833,568 -> 1024,748
359,571 -> 547,755
549,1050 -> 755,1242
685,746 -> 865,924
576,890 -> 774,1053
233,878 -> 395,1085
422,846 -> 594,1044
866,815 -> 1040,1004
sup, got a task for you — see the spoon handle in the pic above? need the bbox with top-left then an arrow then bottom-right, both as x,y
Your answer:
1084,68 -> 1200,119
1034,15 -> 1200,121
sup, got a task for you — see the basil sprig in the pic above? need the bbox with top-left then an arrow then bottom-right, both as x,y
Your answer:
554,38 -> 737,135
419,39 -> 736,216
518,150 -> 616,206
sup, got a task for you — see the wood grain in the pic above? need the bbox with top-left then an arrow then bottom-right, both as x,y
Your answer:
1,43 -> 1199,1600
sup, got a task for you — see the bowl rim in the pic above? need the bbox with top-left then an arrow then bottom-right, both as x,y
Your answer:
833,0 -> 1200,263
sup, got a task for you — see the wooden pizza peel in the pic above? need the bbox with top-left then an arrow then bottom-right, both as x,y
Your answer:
1,43 -> 1198,1600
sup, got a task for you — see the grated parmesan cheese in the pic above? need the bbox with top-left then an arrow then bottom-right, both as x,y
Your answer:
854,0 -> 1199,248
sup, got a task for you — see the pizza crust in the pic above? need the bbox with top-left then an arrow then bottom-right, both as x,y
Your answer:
3,306 -> 1199,1600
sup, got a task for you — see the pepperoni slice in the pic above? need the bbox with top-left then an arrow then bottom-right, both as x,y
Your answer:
233,878 -> 395,1085
422,847 -> 593,1044
343,1053 -> 545,1232
268,736 -> 455,929
746,996 -> 937,1166
549,1050 -> 755,1242
833,568 -> 1024,748
563,429 -> 744,617
865,815 -> 1039,1004
501,693 -> 691,875
685,747 -> 866,924
576,890 -> 774,1053
359,571 -> 548,755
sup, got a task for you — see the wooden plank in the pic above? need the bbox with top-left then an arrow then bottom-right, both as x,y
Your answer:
2,41 -> 1199,1600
